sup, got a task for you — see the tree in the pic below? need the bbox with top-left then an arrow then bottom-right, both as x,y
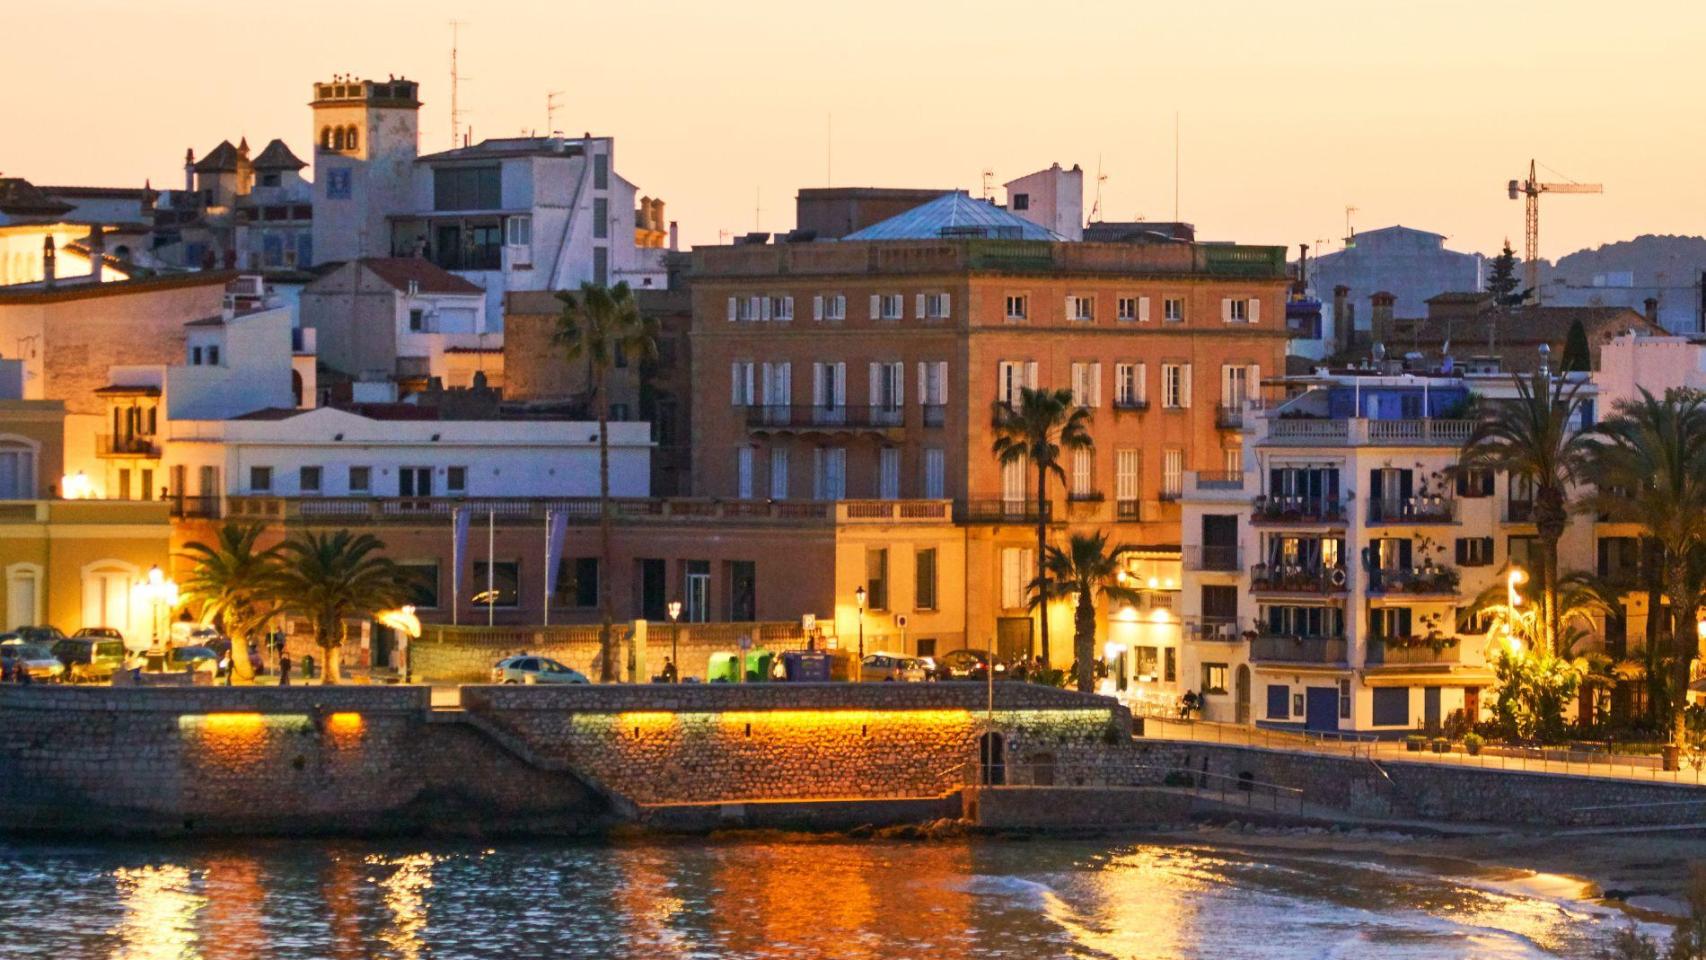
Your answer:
554,282 -> 659,683
1591,388 -> 1706,739
177,523 -> 283,683
1030,531 -> 1141,692
1560,319 -> 1591,373
270,530 -> 409,684
1462,370 -> 1594,656
991,386 -> 1093,667
1470,570 -> 1609,740
1486,240 -> 1527,306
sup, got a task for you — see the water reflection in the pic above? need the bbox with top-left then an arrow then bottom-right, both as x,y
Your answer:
0,838 -> 1638,959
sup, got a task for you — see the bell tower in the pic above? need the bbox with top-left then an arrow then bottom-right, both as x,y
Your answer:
309,74 -> 421,264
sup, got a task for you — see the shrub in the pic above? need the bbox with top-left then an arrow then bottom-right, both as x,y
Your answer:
1463,732 -> 1484,756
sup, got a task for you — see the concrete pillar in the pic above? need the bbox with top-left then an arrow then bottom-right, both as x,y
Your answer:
628,620 -> 648,683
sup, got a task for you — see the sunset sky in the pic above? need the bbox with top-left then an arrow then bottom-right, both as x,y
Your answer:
6,0 -> 1701,258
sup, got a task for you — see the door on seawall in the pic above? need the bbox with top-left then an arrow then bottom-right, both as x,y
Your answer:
1305,686 -> 1340,732
1424,686 -> 1442,732
996,617 -> 1032,664
1235,665 -> 1251,724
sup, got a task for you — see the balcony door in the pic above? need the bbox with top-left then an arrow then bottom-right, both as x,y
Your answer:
0,442 -> 34,499
399,467 -> 433,498
1001,456 -> 1027,515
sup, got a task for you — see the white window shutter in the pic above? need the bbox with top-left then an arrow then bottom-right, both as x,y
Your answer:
868,362 -> 880,410
813,295 -> 823,321
935,361 -> 947,404
917,362 -> 927,406
997,361 -> 1012,403
1138,296 -> 1151,323
812,362 -> 825,407
1137,362 -> 1148,403
1071,363 -> 1084,405
1025,361 -> 1039,389
731,362 -> 742,405
727,297 -> 737,322
1091,362 -> 1102,407
915,293 -> 926,319
941,294 -> 951,319
892,362 -> 904,406
870,294 -> 881,320
1064,295 -> 1077,320
760,297 -> 772,322
1249,298 -> 1261,324
779,362 -> 791,403
745,363 -> 754,404
1247,364 -> 1261,400
834,363 -> 846,406
1181,364 -> 1193,408
781,296 -> 793,322
1220,298 -> 1232,323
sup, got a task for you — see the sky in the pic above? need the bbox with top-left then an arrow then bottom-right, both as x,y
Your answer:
6,0 -> 1703,258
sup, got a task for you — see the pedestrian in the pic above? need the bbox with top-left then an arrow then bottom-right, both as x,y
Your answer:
302,653 -> 315,681
278,652 -> 293,686
661,657 -> 678,683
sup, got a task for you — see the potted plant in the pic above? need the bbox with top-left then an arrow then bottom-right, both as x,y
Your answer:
1463,732 -> 1484,756
1404,734 -> 1427,752
1430,737 -> 1451,754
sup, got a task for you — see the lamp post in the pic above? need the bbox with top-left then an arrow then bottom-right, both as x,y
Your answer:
854,585 -> 866,682
667,598 -> 683,682
142,565 -> 177,650
1504,566 -> 1528,655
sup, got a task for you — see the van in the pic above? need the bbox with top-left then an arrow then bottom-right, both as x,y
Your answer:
50,637 -> 129,683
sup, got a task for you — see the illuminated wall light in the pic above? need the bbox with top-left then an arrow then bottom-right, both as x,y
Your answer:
326,712 -> 364,735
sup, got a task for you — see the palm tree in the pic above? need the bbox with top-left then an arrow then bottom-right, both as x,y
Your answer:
270,530 -> 409,684
1031,531 -> 1141,692
992,386 -> 1092,666
1592,388 -> 1706,735
1461,368 -> 1593,655
554,281 -> 659,683
177,522 -> 282,683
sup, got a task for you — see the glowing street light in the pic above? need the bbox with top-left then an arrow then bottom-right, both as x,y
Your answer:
854,585 -> 867,681
140,565 -> 179,649
667,599 -> 683,683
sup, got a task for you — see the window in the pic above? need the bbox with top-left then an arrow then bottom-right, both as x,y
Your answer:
813,447 -> 846,500
447,467 -> 467,493
325,168 -> 351,199
870,361 -> 904,413
1066,295 -> 1095,322
729,560 -> 757,621
1117,296 -> 1149,323
260,172 -> 281,188
1202,663 -> 1229,695
918,360 -> 947,412
206,345 -> 220,366
866,548 -> 889,610
769,296 -> 794,322
593,153 -> 610,190
878,447 -> 900,499
140,469 -> 153,500
1162,449 -> 1183,498
593,197 -> 610,239
1164,297 -> 1184,322
917,638 -> 937,659
1455,467 -> 1494,497
815,294 -> 846,321
1005,294 -> 1028,321
1116,449 -> 1139,503
249,466 -> 273,492
875,294 -> 903,321
1070,362 -> 1101,408
921,292 -> 951,319
1071,446 -> 1094,497
610,404 -> 629,421
1372,688 -> 1409,726
349,466 -> 371,494
730,296 -> 763,322
1165,648 -> 1178,683
730,361 -> 755,406
593,246 -> 608,286
471,561 -> 520,608
1456,536 -> 1494,567
915,548 -> 938,611
736,446 -> 754,499
1508,535 -> 1538,570
299,466 -> 322,493
1162,363 -> 1191,409
1201,584 -> 1238,623
398,562 -> 440,609
555,557 -> 599,607
1223,298 -> 1259,323
1220,364 -> 1255,409
1339,679 -> 1352,719
1267,685 -> 1291,720
1223,446 -> 1241,474
1011,193 -> 1029,211
345,126 -> 359,151
922,448 -> 945,499
433,165 -> 501,211
409,309 -> 426,332
505,215 -> 532,247
1000,547 -> 1034,610
1369,606 -> 1414,640
769,448 -> 790,499
759,360 -> 791,418
1114,363 -> 1146,407
996,360 -> 1037,405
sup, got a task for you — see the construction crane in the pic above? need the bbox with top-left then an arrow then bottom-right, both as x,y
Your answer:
1508,159 -> 1602,303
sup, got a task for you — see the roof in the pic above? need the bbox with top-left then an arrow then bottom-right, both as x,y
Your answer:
357,258 -> 483,295
252,139 -> 306,172
0,270 -> 236,305
1425,291 -> 1494,305
193,141 -> 242,173
184,315 -> 225,328
0,178 -> 74,218
94,384 -> 161,397
417,136 -> 589,164
40,185 -> 155,200
843,191 -> 1063,242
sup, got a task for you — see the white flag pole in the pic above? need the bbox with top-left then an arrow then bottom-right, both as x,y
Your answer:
542,509 -> 553,627
486,508 -> 495,627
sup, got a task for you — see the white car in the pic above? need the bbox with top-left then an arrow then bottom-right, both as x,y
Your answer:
491,656 -> 589,685
0,639 -> 65,682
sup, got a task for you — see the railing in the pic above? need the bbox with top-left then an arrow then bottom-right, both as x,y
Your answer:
1115,498 -> 1142,520
1184,617 -> 1246,643
1505,499 -> 1535,523
1066,490 -> 1104,504
1251,496 -> 1347,524
1183,545 -> 1241,572
1366,566 -> 1461,596
1192,472 -> 1245,490
96,434 -> 159,457
1266,419 -> 1349,442
835,500 -> 952,522
745,405 -> 904,429
1365,419 -> 1475,445
1265,418 -> 1477,447
1367,496 -> 1458,524
961,499 -> 1048,523
1249,634 -> 1347,664
1215,405 -> 1244,429
1112,398 -> 1150,412
921,404 -> 946,427
1365,639 -> 1462,666
167,495 -> 222,519
1249,564 -> 1349,594
220,496 -> 969,526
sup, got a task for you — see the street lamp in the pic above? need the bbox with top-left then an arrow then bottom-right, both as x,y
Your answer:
667,599 -> 683,683
854,585 -> 867,682
1503,566 -> 1529,654
141,565 -> 178,650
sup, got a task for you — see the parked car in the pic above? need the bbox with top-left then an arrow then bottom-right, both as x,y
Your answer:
860,652 -> 929,682
0,639 -> 65,682
935,648 -> 1008,681
72,626 -> 134,653
164,645 -> 220,676
15,626 -> 67,647
50,636 -> 128,683
491,656 -> 588,685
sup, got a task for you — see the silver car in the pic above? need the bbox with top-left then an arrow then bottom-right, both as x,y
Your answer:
491,656 -> 589,684
0,639 -> 65,682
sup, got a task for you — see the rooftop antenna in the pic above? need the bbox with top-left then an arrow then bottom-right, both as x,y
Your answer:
448,20 -> 468,150
1173,111 -> 1180,223
981,169 -> 994,201
546,90 -> 564,136
1089,154 -> 1107,223
1343,205 -> 1358,248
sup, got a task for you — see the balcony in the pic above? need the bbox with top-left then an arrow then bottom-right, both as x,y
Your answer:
96,434 -> 159,458
922,404 -> 946,428
1250,495 -> 1347,525
1215,405 -> 1244,430
1505,499 -> 1535,523
1367,496 -> 1459,525
1249,563 -> 1350,595
745,404 -> 905,433
1365,638 -> 1462,667
1185,617 -> 1246,643
1263,418 -> 1476,447
1366,566 -> 1461,597
1116,498 -> 1142,520
167,494 -> 222,519
1113,397 -> 1150,412
1184,544 -> 1242,572
961,499 -> 1048,523
221,496 -> 951,527
1250,634 -> 1348,665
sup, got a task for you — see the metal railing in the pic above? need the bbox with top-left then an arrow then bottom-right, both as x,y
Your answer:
1112,397 -> 1151,412
1115,499 -> 1142,520
921,404 -> 946,427
1184,617 -> 1245,642
225,495 -> 943,526
1215,405 -> 1244,429
96,434 -> 159,457
1367,496 -> 1459,524
1249,634 -> 1348,664
1366,566 -> 1461,596
1251,496 -> 1347,524
1184,545 -> 1241,571
1365,639 -> 1462,666
745,404 -> 904,429
961,499 -> 1048,523
1249,564 -> 1349,594
1505,500 -> 1535,523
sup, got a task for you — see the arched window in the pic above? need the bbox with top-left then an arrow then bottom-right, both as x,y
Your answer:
291,369 -> 303,408
320,126 -> 332,150
345,126 -> 359,152
332,128 -> 346,151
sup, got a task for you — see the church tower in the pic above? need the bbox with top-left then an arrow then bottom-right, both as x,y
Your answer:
309,74 -> 421,264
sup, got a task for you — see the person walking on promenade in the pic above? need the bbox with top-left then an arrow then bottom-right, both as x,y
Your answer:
279,652 -> 293,686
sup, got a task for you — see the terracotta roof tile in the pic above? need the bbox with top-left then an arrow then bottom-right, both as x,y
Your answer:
357,258 -> 483,295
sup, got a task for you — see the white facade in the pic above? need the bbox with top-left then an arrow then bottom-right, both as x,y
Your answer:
1596,331 -> 1706,411
1003,164 -> 1084,242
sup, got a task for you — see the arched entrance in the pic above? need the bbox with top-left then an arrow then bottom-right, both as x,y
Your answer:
1235,665 -> 1251,724
978,731 -> 1006,786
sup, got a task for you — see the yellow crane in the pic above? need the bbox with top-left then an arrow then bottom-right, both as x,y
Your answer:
1508,159 -> 1602,303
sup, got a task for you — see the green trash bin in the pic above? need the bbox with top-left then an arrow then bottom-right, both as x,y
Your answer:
706,652 -> 741,683
743,649 -> 775,682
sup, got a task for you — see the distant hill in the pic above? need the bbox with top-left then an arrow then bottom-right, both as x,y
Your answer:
1545,234 -> 1706,288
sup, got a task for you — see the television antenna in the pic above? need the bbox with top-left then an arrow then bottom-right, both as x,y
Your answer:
449,21 -> 470,148
1088,155 -> 1108,223
546,91 -> 564,136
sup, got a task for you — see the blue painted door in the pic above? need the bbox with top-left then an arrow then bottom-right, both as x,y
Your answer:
1305,687 -> 1340,732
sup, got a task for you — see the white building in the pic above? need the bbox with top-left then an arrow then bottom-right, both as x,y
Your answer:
299,257 -> 496,389
1002,163 -> 1084,242
1177,369 -> 1600,734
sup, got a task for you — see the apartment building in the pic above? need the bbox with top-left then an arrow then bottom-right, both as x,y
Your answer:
1175,369 -> 1603,733
300,257 -> 496,390
690,192 -> 1290,660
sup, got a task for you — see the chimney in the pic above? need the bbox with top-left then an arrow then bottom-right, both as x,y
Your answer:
41,237 -> 55,287
652,198 -> 666,235
1644,297 -> 1660,327
668,220 -> 679,252
184,147 -> 195,192
1333,284 -> 1351,350
1371,291 -> 1396,329
87,225 -> 104,284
